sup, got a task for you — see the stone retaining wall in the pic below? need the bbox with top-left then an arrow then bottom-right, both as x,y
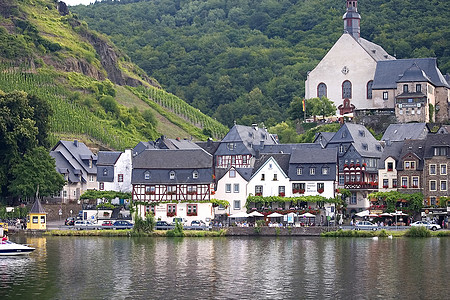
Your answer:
225,226 -> 337,236
42,204 -> 82,221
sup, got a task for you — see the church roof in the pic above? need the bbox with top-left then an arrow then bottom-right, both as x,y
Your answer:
372,58 -> 450,89
381,123 -> 429,142
357,37 -> 395,62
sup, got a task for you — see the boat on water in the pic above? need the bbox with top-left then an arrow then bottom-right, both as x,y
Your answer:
0,240 -> 35,256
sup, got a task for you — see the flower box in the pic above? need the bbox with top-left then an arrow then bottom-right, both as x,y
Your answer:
392,185 -> 397,188
187,212 -> 197,216
383,185 -> 388,188
317,188 -> 324,194
387,168 -> 393,171
167,212 -> 176,217
255,193 -> 262,196
145,191 -> 156,195
279,192 -> 285,197
211,191 -> 215,195
412,185 -> 418,188
167,191 -> 177,195
402,185 -> 407,189
187,191 -> 197,195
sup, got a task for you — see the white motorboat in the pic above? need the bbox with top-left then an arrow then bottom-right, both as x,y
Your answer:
0,240 -> 35,256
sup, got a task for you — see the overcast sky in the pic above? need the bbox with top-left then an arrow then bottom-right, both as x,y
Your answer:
63,0 -> 95,6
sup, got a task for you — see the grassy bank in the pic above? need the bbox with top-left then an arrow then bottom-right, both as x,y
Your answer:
45,229 -> 227,237
321,228 -> 450,238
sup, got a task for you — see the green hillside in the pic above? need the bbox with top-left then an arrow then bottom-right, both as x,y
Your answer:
0,0 -> 228,151
71,0 -> 450,128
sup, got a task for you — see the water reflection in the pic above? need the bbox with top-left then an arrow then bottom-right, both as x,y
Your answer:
1,236 -> 449,299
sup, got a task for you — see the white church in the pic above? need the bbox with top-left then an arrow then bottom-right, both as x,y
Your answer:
304,0 -> 449,123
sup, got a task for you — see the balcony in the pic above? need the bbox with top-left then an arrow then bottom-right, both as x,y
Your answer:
344,181 -> 378,190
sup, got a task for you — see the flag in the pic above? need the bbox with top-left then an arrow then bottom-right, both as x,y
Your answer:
302,99 -> 306,111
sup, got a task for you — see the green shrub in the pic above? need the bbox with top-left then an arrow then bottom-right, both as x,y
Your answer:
405,226 -> 431,237
166,221 -> 184,237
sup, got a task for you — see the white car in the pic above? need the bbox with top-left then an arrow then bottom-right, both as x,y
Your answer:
354,221 -> 379,231
74,220 -> 96,230
410,221 -> 441,231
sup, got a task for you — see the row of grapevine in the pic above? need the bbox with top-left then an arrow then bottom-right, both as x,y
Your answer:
135,85 -> 229,139
0,64 -> 139,150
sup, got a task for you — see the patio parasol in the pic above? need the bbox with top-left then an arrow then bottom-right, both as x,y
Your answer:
248,211 -> 264,217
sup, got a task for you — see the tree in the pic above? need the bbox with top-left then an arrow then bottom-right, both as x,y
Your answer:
306,97 -> 336,120
8,147 -> 66,200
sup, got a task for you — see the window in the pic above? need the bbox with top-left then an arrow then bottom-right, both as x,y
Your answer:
193,171 -> 199,179
434,147 -> 448,156
99,182 -> 104,190
416,84 -> 421,93
429,164 -> 436,175
103,168 -> 108,176
187,186 -> 197,195
339,175 -> 345,185
350,192 -> 357,204
322,167 -> 329,175
234,200 -> 241,210
146,186 -> 155,194
227,143 -> 236,150
229,169 -> 236,178
430,197 -> 436,206
273,174 -> 278,181
317,83 -> 327,98
169,171 -> 175,180
118,174 -> 123,182
73,190 -> 76,197
441,181 -> 447,191
233,184 -> 239,193
296,168 -> 302,175
255,185 -> 263,196
401,177 -> 408,188
383,179 -> 388,188
279,186 -> 285,196
339,145 -> 345,153
412,177 -> 419,188
403,84 -> 408,93
231,156 -> 236,165
317,183 -> 324,193
167,185 -> 176,195
89,175 -> 94,182
292,183 -> 305,194
63,190 -> 67,198
440,164 -> 447,175
392,179 -> 398,188
387,162 -> 394,171
404,161 -> 416,170
242,156 -> 248,165
383,91 -> 388,100
167,204 -> 177,216
187,204 -> 197,216
144,171 -> 150,180
430,180 -> 436,191
261,174 -> 265,181
310,168 -> 316,175
367,81 -> 373,99
41,216 -> 45,223
342,80 -> 352,98
225,184 -> 231,193
33,216 -> 38,223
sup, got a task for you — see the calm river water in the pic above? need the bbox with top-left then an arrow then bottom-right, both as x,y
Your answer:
1,235 -> 449,299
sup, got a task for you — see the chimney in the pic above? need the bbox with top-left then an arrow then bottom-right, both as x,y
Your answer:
74,140 -> 78,147
207,137 -> 212,147
252,123 -> 258,131
260,140 -> 264,150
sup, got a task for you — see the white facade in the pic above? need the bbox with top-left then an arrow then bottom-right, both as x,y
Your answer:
305,34 -> 380,113
378,156 -> 398,192
213,168 -> 249,216
102,149 -> 132,193
137,202 -> 213,225
247,157 -> 290,198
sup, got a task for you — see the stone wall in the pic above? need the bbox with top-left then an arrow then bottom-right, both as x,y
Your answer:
225,226 -> 337,236
42,203 -> 83,221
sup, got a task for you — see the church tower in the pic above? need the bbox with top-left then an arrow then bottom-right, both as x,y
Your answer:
343,0 -> 361,39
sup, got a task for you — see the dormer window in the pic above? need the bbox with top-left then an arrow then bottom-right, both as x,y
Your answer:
103,168 -> 108,176
296,167 -> 302,175
339,144 -> 345,153
322,167 -> 329,175
169,171 -> 175,180
359,130 -> 365,137
362,143 -> 368,150
227,143 -> 236,151
193,171 -> 199,179
342,131 -> 347,138
310,168 -> 316,175
434,147 -> 447,156
144,171 -> 150,180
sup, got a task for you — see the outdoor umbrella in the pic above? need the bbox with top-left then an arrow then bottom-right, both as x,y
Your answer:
355,210 -> 370,217
267,212 -> 284,218
229,212 -> 250,218
300,212 -> 316,218
248,211 -> 264,217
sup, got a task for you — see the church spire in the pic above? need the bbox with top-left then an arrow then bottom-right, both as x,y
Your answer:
343,0 -> 361,39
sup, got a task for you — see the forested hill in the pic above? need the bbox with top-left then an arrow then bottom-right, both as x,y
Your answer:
71,0 -> 450,128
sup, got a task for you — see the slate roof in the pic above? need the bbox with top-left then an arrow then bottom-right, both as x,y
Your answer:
397,139 -> 427,170
378,141 -> 404,169
252,153 -> 291,178
258,143 -> 321,155
52,140 -> 97,174
215,167 -> 252,182
133,149 -> 212,169
97,151 -> 121,166
30,199 -> 46,214
397,63 -> 432,83
381,123 -> 429,142
327,123 -> 383,158
289,147 -> 337,164
196,139 -> 221,155
357,37 -> 395,62
50,151 -> 81,183
313,132 -> 335,146
372,58 -> 450,89
423,134 -> 450,159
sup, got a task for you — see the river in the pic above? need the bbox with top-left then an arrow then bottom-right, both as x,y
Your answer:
1,235 -> 449,299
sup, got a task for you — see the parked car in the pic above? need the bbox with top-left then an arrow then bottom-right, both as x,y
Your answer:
74,220 -> 95,230
410,221 -> 441,231
65,217 -> 75,226
355,221 -> 378,231
101,220 -> 114,228
190,220 -> 206,227
113,220 -> 134,230
170,218 -> 187,226
155,221 -> 173,230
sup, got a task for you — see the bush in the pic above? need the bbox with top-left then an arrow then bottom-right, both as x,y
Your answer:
133,212 -> 155,234
405,226 -> 431,237
166,221 -> 184,237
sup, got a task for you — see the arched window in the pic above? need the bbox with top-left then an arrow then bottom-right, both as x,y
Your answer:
342,80 -> 352,99
367,80 -> 373,99
317,83 -> 327,98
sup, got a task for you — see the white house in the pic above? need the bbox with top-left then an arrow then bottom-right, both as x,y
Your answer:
97,149 -> 132,193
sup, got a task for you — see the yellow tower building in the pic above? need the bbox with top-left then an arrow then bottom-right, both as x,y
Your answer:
27,199 -> 47,230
